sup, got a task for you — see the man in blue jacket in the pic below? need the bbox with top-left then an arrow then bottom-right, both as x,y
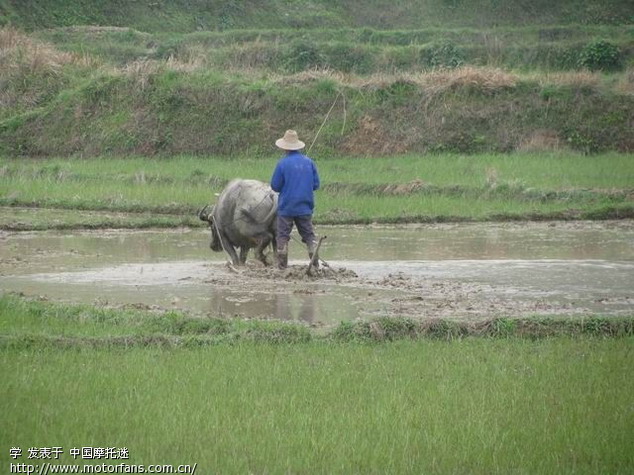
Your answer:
271,129 -> 320,269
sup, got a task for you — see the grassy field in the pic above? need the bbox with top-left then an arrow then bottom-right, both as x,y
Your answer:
1,295 -> 633,474
3,340 -> 633,473
1,153 -> 632,229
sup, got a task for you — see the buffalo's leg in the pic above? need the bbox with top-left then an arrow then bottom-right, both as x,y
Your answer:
271,235 -> 278,263
254,237 -> 271,266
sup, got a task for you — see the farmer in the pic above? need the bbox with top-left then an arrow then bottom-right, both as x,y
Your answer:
271,129 -> 321,269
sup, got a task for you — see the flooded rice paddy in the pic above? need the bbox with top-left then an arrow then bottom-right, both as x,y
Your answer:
1,221 -> 633,326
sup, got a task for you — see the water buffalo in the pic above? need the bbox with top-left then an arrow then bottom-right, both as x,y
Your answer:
198,179 -> 278,266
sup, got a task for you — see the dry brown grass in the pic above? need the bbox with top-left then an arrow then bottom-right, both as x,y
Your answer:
0,27 -> 90,76
121,54 -> 208,91
120,59 -> 162,90
615,67 -> 634,95
0,27 -> 102,109
531,70 -> 602,89
219,42 -> 280,71
516,130 -> 565,153
272,66 -> 519,95
167,43 -> 209,70
419,66 -> 519,93
269,67 -> 346,85
52,25 -> 140,35
272,67 -> 634,98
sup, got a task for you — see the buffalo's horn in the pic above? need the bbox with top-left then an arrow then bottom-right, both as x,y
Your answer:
198,205 -> 211,221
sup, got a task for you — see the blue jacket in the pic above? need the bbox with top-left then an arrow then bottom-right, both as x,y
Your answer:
271,151 -> 320,217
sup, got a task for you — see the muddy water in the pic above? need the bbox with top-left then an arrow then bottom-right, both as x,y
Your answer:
1,221 -> 633,325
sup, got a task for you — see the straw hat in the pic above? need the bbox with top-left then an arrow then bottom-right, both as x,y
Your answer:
275,130 -> 305,150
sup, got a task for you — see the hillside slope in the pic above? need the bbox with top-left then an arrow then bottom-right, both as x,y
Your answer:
1,0 -> 633,32
0,1 -> 633,158
1,27 -> 633,157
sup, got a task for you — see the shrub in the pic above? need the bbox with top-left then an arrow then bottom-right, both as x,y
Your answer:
325,43 -> 374,73
578,39 -> 623,71
566,130 -> 599,155
424,319 -> 469,340
376,79 -> 418,105
422,41 -> 465,69
487,318 -> 518,337
283,40 -> 325,72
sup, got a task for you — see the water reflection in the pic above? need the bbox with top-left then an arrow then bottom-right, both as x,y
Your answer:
199,288 -> 319,323
275,293 -> 316,324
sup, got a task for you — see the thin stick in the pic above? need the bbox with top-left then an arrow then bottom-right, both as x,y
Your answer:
306,236 -> 327,276
291,234 -> 330,267
341,91 -> 347,135
308,92 -> 343,153
211,215 -> 233,266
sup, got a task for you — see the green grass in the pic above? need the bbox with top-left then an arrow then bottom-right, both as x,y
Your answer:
1,153 -> 632,228
3,152 -> 631,187
0,206 -> 199,230
0,294 -> 312,344
319,193 -> 631,223
3,294 -> 632,344
2,295 -> 633,473
5,0 -> 633,32
2,337 -> 633,473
